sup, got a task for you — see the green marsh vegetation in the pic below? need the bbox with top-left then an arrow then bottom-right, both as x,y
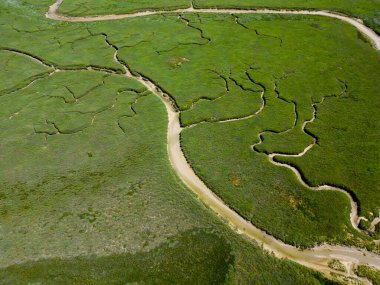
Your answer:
56,0 -> 380,34
194,0 -> 380,34
0,2 -> 343,283
88,13 -> 380,248
58,0 -> 190,16
328,260 -> 346,273
0,230 -> 338,285
355,265 -> 380,285
0,50 -> 51,94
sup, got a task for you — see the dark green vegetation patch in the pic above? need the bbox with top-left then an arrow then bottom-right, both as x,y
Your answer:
355,265 -> 380,285
0,230 -> 234,285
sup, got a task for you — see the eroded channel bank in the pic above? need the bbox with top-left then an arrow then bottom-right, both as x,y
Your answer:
46,0 -> 380,282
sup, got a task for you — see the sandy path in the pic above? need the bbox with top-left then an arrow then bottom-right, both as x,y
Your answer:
47,0 -> 380,50
45,0 -> 380,282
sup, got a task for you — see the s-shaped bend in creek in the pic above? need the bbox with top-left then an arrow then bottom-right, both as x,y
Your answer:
46,0 -> 380,281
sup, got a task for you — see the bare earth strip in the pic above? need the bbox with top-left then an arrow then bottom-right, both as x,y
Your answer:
47,0 -> 380,49
45,0 -> 380,282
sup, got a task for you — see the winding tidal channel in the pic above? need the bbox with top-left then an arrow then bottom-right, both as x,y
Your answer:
46,0 -> 380,282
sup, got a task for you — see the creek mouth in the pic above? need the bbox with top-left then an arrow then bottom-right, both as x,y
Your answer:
44,0 -> 380,281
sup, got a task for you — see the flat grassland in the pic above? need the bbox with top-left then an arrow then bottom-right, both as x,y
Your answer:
0,0 -> 379,283
92,13 -> 379,247
57,0 -> 380,33
0,1 -> 341,284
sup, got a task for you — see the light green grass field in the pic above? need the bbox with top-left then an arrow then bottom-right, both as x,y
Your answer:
0,2 -> 344,284
0,0 -> 379,283
55,0 -> 380,33
91,13 -> 379,247
59,0 -> 190,16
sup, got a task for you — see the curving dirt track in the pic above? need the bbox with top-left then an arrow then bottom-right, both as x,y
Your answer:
46,0 -> 380,49
46,0 -> 380,282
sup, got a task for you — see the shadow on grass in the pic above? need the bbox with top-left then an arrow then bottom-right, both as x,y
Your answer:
0,229 -> 233,285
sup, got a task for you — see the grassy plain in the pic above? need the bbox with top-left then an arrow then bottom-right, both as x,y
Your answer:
55,0 -> 380,33
6,0 -> 379,248
0,2 -> 343,284
59,0 -> 189,16
194,0 -> 380,33
87,13 -> 380,247
0,51 -> 52,94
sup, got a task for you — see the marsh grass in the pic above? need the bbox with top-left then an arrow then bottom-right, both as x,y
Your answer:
0,4 -> 344,283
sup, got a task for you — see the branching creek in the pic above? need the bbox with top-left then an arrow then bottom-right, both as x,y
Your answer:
14,0 -> 379,282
